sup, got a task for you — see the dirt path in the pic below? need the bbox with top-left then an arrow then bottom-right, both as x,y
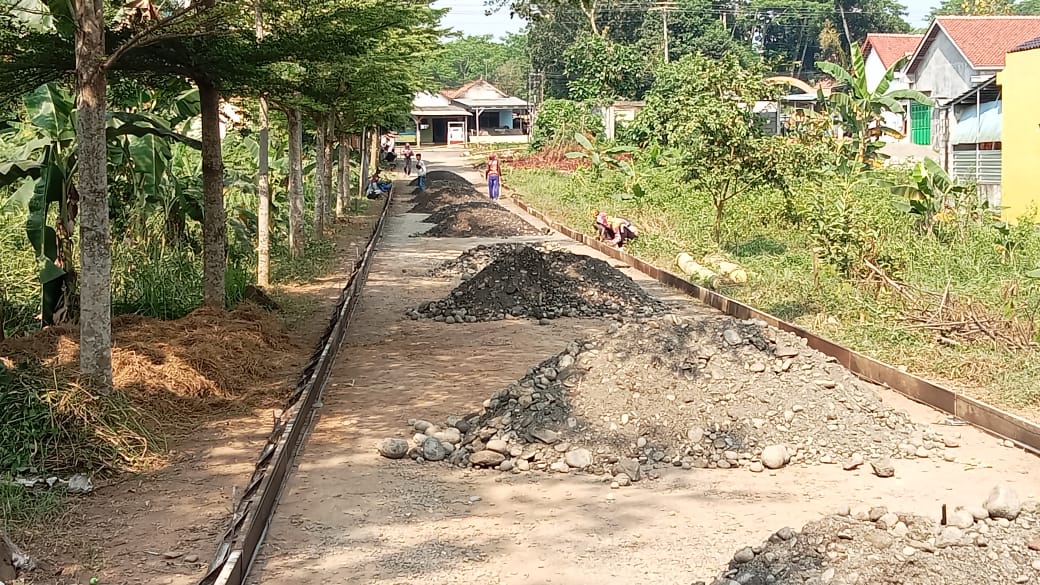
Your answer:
246,148 -> 1040,584
20,207 -> 384,585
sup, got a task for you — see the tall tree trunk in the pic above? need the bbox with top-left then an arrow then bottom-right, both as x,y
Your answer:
197,77 -> 226,308
255,0 -> 270,287
368,126 -> 380,179
75,0 -> 112,388
287,108 -> 305,258
322,117 -> 334,224
358,131 -> 368,198
257,96 -> 271,286
336,133 -> 349,218
313,114 -> 327,239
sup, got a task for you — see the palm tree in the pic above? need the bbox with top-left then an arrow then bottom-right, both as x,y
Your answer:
816,44 -> 933,166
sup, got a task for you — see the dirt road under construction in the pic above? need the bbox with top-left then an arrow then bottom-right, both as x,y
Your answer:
246,148 -> 1040,585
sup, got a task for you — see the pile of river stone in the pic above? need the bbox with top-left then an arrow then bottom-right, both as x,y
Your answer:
381,313 -> 967,482
427,242 -> 561,278
406,245 -> 665,323
707,484 -> 1040,585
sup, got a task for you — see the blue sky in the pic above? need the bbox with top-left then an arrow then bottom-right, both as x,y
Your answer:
434,0 -> 940,38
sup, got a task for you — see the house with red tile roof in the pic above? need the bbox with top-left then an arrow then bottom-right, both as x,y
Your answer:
902,17 -> 1040,204
906,16 -> 1040,104
863,33 -> 922,91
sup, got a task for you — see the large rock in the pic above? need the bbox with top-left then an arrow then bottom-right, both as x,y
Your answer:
433,428 -> 462,445
948,507 -> 975,529
378,438 -> 409,459
564,448 -> 593,469
421,436 -> 449,462
871,458 -> 895,478
530,428 -> 560,444
486,439 -> 509,454
615,458 -> 642,482
984,484 -> 1022,520
760,445 -> 790,470
470,450 -> 506,468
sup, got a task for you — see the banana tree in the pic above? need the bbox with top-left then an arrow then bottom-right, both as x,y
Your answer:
816,44 -> 933,166
891,157 -> 968,236
0,83 -> 200,325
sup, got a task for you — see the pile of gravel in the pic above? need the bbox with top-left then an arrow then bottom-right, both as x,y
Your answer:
408,185 -> 486,213
415,202 -> 544,238
708,484 -> 1040,585
409,170 -> 472,185
427,242 -> 562,278
383,314 -> 966,483
407,245 -> 665,322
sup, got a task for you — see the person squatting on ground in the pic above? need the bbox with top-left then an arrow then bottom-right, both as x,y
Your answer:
402,144 -> 414,176
594,210 -> 639,248
415,153 -> 428,192
485,153 -> 502,200
366,170 -> 391,199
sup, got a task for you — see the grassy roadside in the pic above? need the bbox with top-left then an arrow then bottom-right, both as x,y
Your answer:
507,168 -> 1040,420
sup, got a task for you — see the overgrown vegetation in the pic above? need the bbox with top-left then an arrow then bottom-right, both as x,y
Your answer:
510,50 -> 1040,414
0,0 -> 440,537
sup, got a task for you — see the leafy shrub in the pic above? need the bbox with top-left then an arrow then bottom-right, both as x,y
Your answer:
530,99 -> 602,150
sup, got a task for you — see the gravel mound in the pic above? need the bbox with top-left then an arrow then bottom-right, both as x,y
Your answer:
385,313 -> 967,480
408,170 -> 472,186
416,203 -> 544,238
710,485 -> 1040,585
408,185 -> 485,213
409,246 -> 665,322
427,242 -> 563,278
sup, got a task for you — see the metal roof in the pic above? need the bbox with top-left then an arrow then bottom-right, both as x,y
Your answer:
411,106 -> 472,117
453,97 -> 530,109
950,100 -> 1002,144
946,75 -> 1001,106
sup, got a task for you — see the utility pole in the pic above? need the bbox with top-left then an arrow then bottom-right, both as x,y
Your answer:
650,2 -> 678,63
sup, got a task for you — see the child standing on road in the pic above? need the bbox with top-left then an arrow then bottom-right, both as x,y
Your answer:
415,153 -> 428,192
402,144 -> 414,176
485,153 -> 502,201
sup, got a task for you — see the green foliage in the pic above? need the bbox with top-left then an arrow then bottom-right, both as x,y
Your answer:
563,33 -> 649,101
0,359 -> 157,476
422,33 -> 529,96
636,53 -> 800,241
816,44 -> 933,165
530,98 -> 602,149
891,158 -> 970,235
565,133 -> 637,180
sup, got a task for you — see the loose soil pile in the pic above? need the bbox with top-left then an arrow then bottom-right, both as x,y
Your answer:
416,201 -> 543,238
409,245 -> 665,322
709,484 -> 1040,585
427,242 -> 562,278
384,313 -> 965,481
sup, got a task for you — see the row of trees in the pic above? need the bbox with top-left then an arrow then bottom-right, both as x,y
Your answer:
485,0 -> 914,101
0,0 -> 442,386
483,0 -> 1040,103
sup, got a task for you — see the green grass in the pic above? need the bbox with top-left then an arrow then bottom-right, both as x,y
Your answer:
509,167 -> 1040,412
0,482 -> 67,533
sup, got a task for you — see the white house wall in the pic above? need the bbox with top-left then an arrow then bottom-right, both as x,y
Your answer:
912,32 -> 975,102
866,52 -> 911,142
865,51 -> 889,92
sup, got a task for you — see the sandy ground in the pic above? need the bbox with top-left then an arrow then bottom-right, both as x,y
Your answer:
247,148 -> 1040,585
